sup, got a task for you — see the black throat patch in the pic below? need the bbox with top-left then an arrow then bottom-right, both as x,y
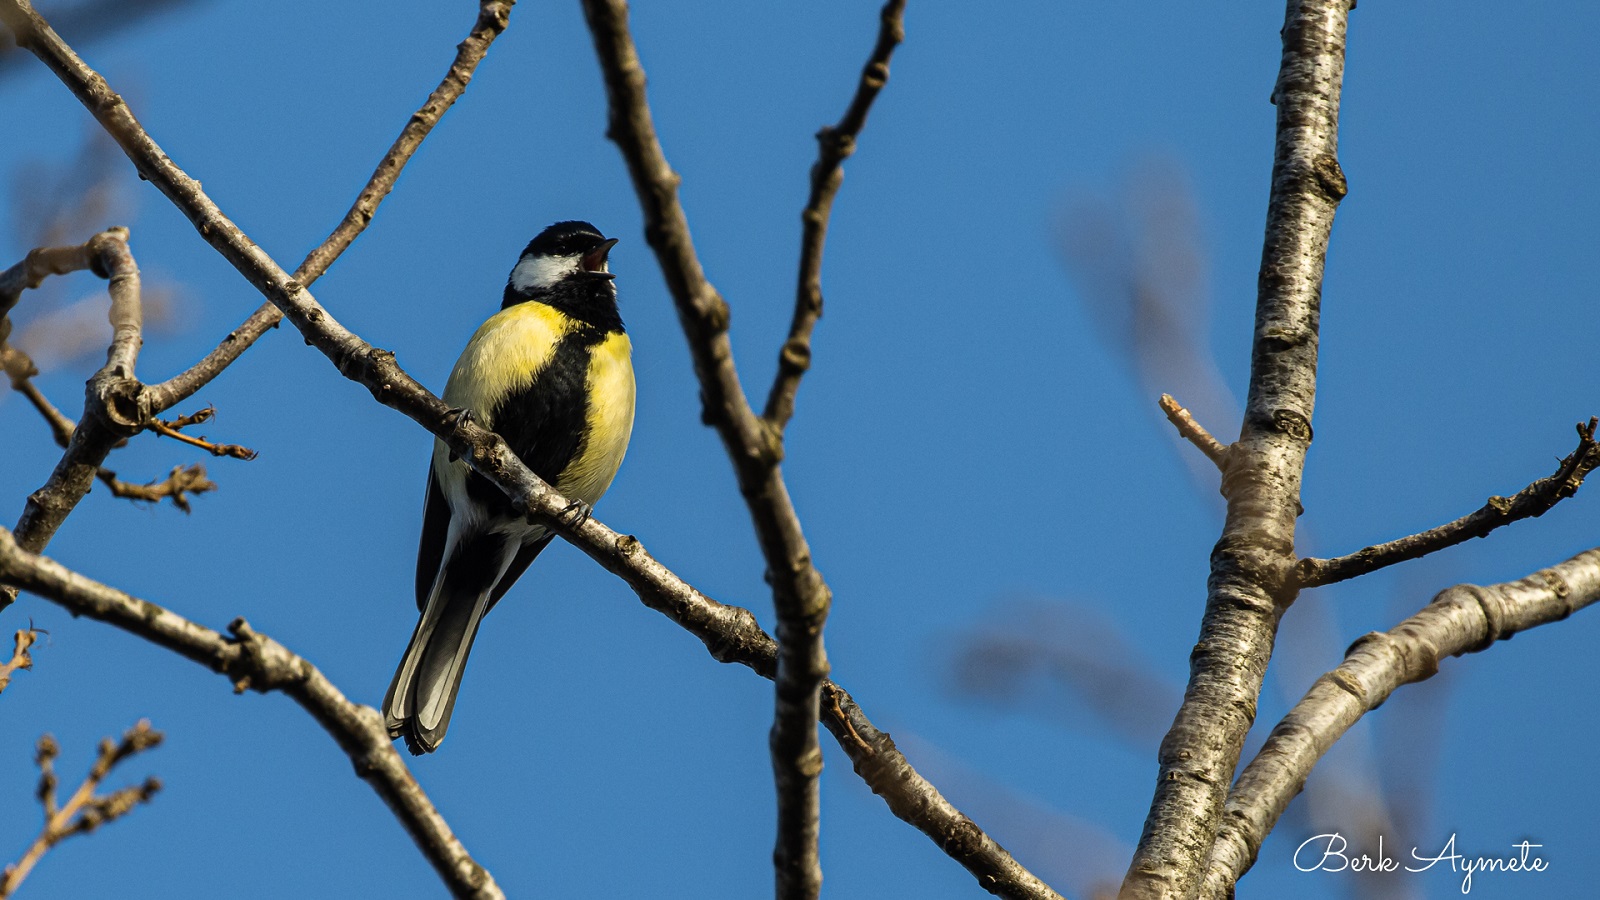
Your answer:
502,279 -> 624,334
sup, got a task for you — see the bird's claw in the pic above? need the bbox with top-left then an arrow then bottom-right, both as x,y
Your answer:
559,499 -> 593,529
443,407 -> 475,462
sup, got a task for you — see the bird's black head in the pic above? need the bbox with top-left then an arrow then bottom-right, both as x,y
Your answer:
504,220 -> 623,331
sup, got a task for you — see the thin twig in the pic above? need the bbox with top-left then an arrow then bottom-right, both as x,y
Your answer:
1201,546 -> 1600,898
1157,393 -> 1229,471
0,721 -> 163,899
1296,417 -> 1600,588
149,415 -> 258,460
1122,2 -> 1353,897
0,626 -> 38,694
763,0 -> 906,434
163,405 -> 212,429
139,0 -> 516,415
6,5 -> 1058,894
1,344 -> 75,447
0,530 -> 502,900
0,0 -> 514,610
578,3 -> 843,897
96,464 -> 216,513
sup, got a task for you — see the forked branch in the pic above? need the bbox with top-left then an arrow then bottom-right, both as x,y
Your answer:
0,627 -> 38,694
1202,546 -> 1600,897
0,530 -> 503,900
5,4 -> 1059,895
1123,1 -> 1354,896
0,0 -> 516,610
0,722 -> 163,899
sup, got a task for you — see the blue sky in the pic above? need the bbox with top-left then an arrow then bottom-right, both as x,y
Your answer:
1,1 -> 1596,898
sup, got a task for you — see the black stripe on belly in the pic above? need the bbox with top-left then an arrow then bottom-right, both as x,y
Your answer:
463,327 -> 602,517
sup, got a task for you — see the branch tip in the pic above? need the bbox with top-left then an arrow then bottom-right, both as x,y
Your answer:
1297,416 -> 1600,588
1158,393 -> 1230,470
1,720 -> 164,898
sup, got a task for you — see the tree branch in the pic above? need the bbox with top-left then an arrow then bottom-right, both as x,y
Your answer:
7,6 -> 1059,895
1200,546 -> 1600,897
2,229 -> 144,615
578,3 -> 849,895
0,626 -> 38,694
763,0 -> 905,435
1295,417 -> 1600,588
0,530 -> 503,900
0,722 -> 163,900
148,407 -> 259,460
0,0 -> 514,609
141,0 -> 515,416
1,343 -> 76,447
1122,2 -> 1353,897
1157,393 -> 1229,472
95,227 -> 142,386
95,463 -> 215,513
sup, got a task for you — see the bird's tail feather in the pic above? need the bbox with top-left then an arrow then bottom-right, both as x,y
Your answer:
385,540 -> 505,754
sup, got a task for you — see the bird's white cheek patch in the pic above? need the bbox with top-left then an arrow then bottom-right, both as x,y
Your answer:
509,254 -> 581,292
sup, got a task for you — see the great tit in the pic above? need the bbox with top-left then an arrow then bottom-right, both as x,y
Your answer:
384,220 -> 635,754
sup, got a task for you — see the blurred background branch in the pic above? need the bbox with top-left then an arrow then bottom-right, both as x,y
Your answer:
0,721 -> 162,899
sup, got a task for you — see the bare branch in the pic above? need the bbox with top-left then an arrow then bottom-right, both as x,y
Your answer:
1122,2 -> 1353,897
2,229 -> 143,602
1201,546 -> 1600,897
0,0 -> 513,609
1,343 -> 76,447
0,722 -> 163,899
95,226 -> 142,384
149,409 -> 259,460
823,685 -> 1066,900
0,626 -> 38,694
0,242 -> 101,311
763,0 -> 906,434
0,530 -> 503,899
0,0 -> 197,78
139,0 -> 516,416
1296,418 -> 1600,587
1157,393 -> 1229,472
578,3 -> 845,895
96,463 -> 216,513
4,6 -> 1058,894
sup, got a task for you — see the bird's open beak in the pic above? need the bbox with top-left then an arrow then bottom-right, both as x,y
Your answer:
580,238 -> 619,279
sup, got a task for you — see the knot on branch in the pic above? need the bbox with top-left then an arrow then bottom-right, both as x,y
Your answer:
755,419 -> 786,466
225,618 -> 308,694
478,0 -> 513,31
1555,417 -> 1600,496
778,337 -> 812,375
699,292 -> 730,335
1269,407 -> 1314,443
355,346 -> 399,398
1444,584 -> 1505,654
1312,154 -> 1348,201
815,125 -> 857,162
87,372 -> 147,435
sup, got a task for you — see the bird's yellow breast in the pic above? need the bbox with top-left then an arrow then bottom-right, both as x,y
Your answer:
440,302 -> 569,424
431,301 -> 634,518
559,330 -> 635,505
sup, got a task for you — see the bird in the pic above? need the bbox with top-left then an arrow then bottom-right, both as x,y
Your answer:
384,220 -> 635,754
